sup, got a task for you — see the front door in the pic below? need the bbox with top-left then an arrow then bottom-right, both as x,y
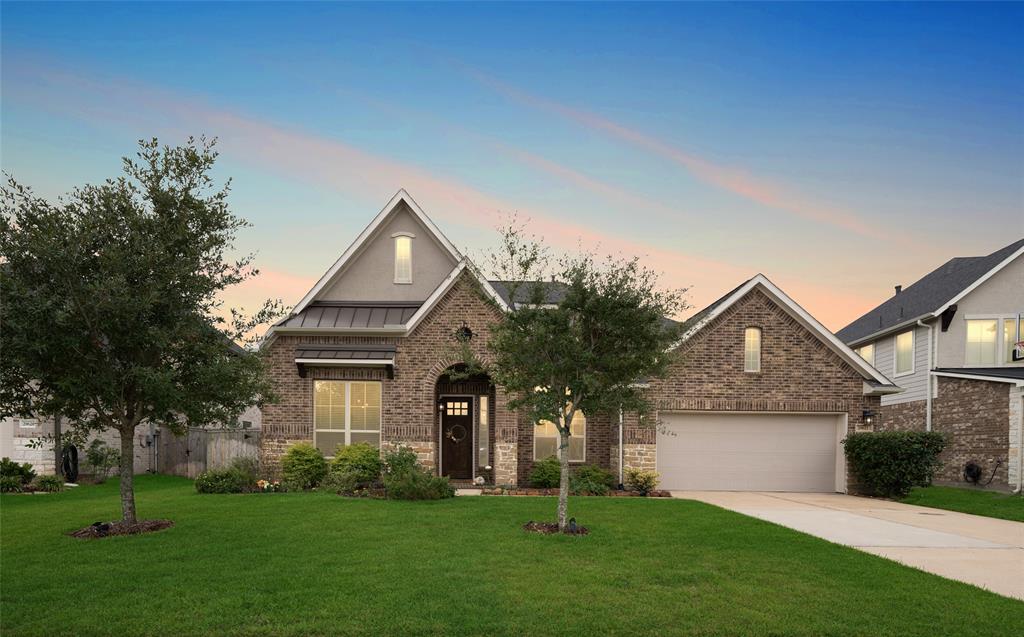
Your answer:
441,398 -> 473,479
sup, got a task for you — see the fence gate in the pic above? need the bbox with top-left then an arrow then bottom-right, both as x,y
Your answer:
158,429 -> 258,478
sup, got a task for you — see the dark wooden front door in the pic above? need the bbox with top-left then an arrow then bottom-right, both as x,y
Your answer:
441,398 -> 473,479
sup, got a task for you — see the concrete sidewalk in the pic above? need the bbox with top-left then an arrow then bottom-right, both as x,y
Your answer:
674,491 -> 1024,601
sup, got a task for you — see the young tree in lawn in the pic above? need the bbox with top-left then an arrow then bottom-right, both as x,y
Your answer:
0,137 -> 281,524
476,223 -> 687,531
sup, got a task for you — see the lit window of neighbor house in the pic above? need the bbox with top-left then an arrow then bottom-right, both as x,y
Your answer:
965,319 -> 998,366
895,330 -> 914,375
855,343 -> 875,366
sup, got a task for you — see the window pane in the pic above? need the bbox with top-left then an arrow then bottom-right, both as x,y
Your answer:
744,327 -> 761,372
1005,319 -> 1019,363
350,431 -> 380,448
569,410 -> 586,437
478,396 -> 489,467
395,236 -> 412,283
896,331 -> 914,373
857,344 -> 874,366
535,436 -> 558,460
536,419 -> 557,437
568,436 -> 585,462
314,381 -> 345,428
315,431 -> 346,457
350,382 -> 381,431
966,320 -> 997,365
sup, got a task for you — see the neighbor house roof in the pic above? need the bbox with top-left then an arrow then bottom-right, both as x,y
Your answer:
488,280 -> 569,306
932,367 -> 1024,385
837,238 -> 1024,346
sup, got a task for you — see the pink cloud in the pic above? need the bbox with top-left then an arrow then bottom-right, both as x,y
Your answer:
463,67 -> 891,243
10,61 -> 877,328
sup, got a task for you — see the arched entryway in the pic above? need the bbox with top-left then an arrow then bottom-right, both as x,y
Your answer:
435,365 -> 495,482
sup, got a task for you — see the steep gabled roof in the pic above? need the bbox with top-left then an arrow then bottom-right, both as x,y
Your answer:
291,189 -> 464,315
837,238 -> 1024,345
677,274 -> 898,389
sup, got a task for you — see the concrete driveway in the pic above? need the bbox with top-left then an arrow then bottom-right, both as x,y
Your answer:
674,491 -> 1024,601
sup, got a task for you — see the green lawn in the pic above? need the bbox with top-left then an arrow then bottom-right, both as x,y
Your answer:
1,476 -> 1020,637
900,485 -> 1024,522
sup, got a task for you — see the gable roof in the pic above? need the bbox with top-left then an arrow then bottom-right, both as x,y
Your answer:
837,238 -> 1024,346
678,274 -> 898,389
291,189 -> 464,315
261,190 -> 509,347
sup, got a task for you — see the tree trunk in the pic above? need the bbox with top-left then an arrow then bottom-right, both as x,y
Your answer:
118,424 -> 137,524
557,429 -> 570,532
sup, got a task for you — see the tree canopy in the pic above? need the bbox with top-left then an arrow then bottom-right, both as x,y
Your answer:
0,137 -> 281,523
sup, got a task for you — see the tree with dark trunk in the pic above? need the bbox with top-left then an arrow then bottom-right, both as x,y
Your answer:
472,222 -> 687,531
0,138 -> 280,524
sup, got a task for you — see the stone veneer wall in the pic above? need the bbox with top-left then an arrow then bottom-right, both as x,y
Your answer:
260,274 -> 518,480
636,288 -> 879,489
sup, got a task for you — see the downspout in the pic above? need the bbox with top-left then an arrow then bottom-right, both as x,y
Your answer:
1015,393 -> 1024,495
917,320 -> 933,432
618,407 -> 624,488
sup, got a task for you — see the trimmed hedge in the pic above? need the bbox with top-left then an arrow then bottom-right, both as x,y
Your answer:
281,443 -> 328,490
843,431 -> 946,498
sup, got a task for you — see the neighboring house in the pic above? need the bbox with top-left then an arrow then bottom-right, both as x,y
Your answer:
260,190 -> 897,492
837,239 -> 1024,492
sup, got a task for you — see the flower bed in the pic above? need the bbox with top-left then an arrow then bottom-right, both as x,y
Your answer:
480,486 -> 671,498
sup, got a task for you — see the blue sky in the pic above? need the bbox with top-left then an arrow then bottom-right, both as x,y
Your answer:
2,2 -> 1022,328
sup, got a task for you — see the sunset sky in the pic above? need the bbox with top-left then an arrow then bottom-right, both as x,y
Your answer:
2,2 -> 1022,330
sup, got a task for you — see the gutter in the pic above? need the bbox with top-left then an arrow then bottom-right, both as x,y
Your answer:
917,319 -> 933,432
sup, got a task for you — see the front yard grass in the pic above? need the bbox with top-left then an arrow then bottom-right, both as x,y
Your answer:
900,485 -> 1024,522
2,475 -> 1021,637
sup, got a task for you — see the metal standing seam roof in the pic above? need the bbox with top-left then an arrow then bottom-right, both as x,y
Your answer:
294,344 -> 397,361
279,302 -> 421,329
837,238 -> 1024,344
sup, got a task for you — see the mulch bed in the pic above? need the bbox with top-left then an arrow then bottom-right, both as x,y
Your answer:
523,521 -> 589,535
482,487 -> 671,498
69,519 -> 174,539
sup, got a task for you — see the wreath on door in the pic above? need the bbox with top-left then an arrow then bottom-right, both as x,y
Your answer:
445,424 -> 467,443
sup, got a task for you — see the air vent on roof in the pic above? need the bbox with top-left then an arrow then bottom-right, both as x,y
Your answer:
894,285 -> 902,295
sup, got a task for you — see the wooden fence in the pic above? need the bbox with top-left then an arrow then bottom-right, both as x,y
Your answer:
158,428 -> 259,478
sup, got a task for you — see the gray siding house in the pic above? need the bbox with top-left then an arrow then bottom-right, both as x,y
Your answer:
838,238 -> 1024,491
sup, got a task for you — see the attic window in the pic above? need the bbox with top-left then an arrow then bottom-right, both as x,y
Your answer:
393,233 -> 413,284
743,327 -> 761,373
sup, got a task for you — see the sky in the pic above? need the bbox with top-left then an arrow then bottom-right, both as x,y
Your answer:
2,1 -> 1022,330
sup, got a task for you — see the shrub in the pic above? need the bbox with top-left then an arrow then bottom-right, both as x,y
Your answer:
85,439 -> 120,483
843,431 -> 946,498
0,475 -> 23,493
195,468 -> 248,494
529,456 -> 562,488
383,446 -> 419,477
281,443 -> 328,490
382,446 -> 454,500
330,443 -> 383,486
384,468 -> 455,500
571,464 -> 616,496
625,468 -> 660,495
229,456 -> 260,483
1,457 -> 36,486
319,470 -> 361,495
33,474 -> 64,492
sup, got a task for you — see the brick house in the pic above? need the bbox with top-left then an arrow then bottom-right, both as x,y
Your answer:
259,190 -> 898,492
838,239 -> 1024,492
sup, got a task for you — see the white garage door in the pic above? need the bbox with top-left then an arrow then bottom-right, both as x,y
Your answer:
656,413 -> 842,492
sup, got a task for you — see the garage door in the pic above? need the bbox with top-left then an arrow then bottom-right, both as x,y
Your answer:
656,413 -> 842,492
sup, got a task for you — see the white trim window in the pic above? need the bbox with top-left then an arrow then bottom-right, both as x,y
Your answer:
394,235 -> 412,284
855,343 -> 875,366
1005,317 -> 1022,364
478,395 -> 489,468
743,327 -> 761,373
534,410 -> 586,462
894,330 -> 914,376
965,319 -> 999,366
313,380 -> 381,456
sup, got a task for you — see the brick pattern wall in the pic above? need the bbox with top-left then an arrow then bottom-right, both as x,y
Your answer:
261,274 -> 518,478
638,288 -> 879,486
932,377 -> 1010,489
878,400 -> 927,431
874,379 -> 1015,491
